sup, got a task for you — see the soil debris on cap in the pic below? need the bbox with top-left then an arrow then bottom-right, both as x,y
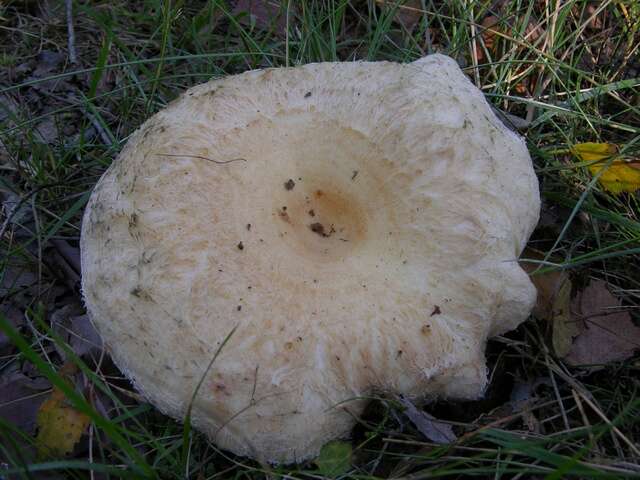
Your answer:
309,223 -> 336,238
284,179 -> 296,190
310,223 -> 329,237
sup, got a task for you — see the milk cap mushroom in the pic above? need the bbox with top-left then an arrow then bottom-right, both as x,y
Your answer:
80,54 -> 540,463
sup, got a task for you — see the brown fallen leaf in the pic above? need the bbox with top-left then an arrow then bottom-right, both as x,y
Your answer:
35,363 -> 90,459
520,249 -> 580,357
584,3 -> 605,31
68,314 -> 103,358
475,15 -> 499,62
52,304 -> 103,360
566,280 -> 640,366
520,249 -> 570,320
531,269 -> 568,322
377,0 -> 423,33
473,11 -> 542,94
233,0 -> 287,35
0,304 -> 24,356
549,278 -> 582,358
0,366 -> 51,434
475,15 -> 541,63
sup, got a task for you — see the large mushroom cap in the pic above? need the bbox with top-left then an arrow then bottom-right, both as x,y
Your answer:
81,54 -> 539,463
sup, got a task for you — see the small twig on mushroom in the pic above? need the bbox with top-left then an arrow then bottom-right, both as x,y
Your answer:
65,0 -> 78,64
156,153 -> 247,165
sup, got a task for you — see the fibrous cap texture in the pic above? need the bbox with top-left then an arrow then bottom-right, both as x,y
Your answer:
81,54 -> 540,463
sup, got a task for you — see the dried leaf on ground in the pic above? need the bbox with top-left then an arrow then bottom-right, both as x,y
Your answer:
584,3 -> 606,31
35,363 -> 90,459
0,94 -> 19,123
233,0 -> 287,34
566,280 -> 640,366
32,50 -> 65,76
50,238 -> 81,274
47,240 -> 82,292
0,304 -> 24,355
378,0 -> 423,33
67,314 -> 102,358
52,304 -> 102,360
572,142 -> 640,194
473,12 -> 542,94
2,191 -> 35,235
1,274 -> 66,317
471,377 -> 551,433
476,15 -> 499,62
34,117 -> 60,144
22,50 -> 72,95
521,249 -> 570,319
0,366 -> 51,434
509,379 -> 542,433
397,395 -> 457,444
520,250 -> 580,357
550,278 -> 581,358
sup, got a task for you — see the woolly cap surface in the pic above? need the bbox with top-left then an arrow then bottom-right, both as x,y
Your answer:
81,54 -> 539,463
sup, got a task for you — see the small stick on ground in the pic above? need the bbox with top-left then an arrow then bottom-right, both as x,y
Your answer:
66,0 -> 78,64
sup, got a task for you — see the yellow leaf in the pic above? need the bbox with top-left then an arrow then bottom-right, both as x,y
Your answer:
35,369 -> 90,459
572,142 -> 640,194
572,142 -> 617,162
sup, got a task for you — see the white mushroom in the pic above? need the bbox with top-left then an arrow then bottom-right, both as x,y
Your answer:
80,54 -> 539,463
